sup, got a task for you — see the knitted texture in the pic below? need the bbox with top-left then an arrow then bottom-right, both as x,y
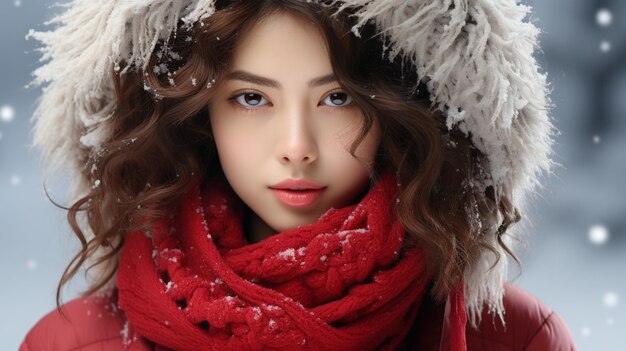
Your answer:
117,170 -> 467,351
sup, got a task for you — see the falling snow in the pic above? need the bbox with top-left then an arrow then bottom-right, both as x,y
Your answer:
603,291 -> 619,308
599,41 -> 611,53
588,224 -> 609,245
1,105 -> 15,122
593,134 -> 601,143
596,9 -> 612,27
26,259 -> 38,271
10,175 -> 21,186
581,326 -> 591,337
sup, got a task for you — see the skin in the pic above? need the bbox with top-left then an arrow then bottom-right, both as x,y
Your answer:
208,11 -> 381,244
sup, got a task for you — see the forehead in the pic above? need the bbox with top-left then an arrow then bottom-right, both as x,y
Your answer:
229,11 -> 332,79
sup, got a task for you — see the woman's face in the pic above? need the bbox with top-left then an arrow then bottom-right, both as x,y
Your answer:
208,11 -> 381,243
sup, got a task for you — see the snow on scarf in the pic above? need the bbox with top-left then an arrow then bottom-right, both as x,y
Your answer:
117,169 -> 467,350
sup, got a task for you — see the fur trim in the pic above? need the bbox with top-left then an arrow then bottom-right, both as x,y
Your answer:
26,0 -> 216,203
26,0 -> 555,328
330,0 -> 557,327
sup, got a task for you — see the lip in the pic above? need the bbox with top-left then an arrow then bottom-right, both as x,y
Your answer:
269,179 -> 324,190
270,188 -> 325,208
269,179 -> 325,208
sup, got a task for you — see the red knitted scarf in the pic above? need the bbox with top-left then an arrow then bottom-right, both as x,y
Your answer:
117,169 -> 467,350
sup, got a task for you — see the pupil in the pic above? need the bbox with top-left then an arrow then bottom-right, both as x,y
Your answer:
331,93 -> 346,105
245,93 -> 260,105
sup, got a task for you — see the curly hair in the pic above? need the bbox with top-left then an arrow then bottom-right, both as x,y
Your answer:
51,0 -> 521,314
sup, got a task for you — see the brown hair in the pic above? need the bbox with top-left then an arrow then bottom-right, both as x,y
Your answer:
51,0 -> 521,312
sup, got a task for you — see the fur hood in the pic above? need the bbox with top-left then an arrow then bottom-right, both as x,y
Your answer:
26,0 -> 556,327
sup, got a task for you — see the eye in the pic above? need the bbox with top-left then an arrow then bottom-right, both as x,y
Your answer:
322,92 -> 353,107
232,92 -> 269,108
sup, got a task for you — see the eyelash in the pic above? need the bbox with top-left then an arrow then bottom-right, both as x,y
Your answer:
226,90 -> 264,112
227,89 -> 353,112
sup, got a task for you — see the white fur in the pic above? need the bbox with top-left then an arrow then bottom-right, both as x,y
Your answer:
27,0 -> 555,329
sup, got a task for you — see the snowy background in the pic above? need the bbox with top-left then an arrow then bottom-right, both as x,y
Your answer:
1,1 -> 625,350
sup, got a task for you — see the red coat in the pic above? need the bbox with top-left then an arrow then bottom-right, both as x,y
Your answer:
20,283 -> 576,350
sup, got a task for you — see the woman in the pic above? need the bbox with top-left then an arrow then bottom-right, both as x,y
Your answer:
21,0 -> 575,350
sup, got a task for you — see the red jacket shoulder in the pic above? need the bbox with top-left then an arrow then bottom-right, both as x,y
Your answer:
20,290 -> 127,351
466,284 -> 576,351
409,283 -> 576,351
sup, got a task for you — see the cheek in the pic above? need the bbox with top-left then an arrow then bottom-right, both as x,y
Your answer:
209,115 -> 258,173
331,118 -> 381,165
217,138 -> 257,173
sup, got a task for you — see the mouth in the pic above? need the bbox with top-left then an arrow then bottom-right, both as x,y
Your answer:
269,187 -> 325,208
269,178 -> 324,190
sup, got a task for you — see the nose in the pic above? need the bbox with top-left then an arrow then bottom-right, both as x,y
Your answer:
274,107 -> 319,166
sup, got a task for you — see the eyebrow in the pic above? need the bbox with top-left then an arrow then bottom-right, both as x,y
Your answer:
225,70 -> 338,89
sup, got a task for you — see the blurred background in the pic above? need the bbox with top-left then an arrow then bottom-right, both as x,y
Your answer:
1,1 -> 624,350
